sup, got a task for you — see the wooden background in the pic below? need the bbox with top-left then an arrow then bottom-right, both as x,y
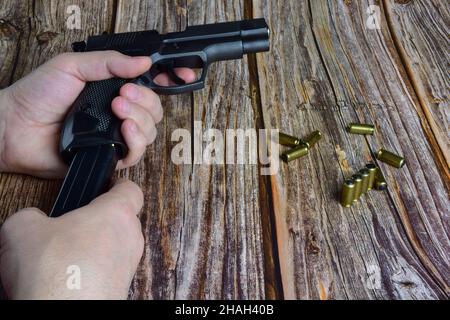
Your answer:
0,0 -> 448,299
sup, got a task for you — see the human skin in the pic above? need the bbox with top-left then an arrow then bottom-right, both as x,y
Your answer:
0,50 -> 195,178
0,51 -> 195,299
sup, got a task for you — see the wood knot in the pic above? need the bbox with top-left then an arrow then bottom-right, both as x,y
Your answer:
36,31 -> 58,44
0,19 -> 19,39
307,233 -> 321,255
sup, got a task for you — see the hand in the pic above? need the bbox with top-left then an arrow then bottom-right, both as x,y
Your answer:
0,179 -> 144,299
0,51 -> 195,178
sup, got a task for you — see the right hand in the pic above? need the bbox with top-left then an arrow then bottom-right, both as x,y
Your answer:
0,51 -> 196,178
0,179 -> 144,300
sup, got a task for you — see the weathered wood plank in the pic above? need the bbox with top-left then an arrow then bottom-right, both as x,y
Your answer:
0,0 -> 115,219
0,1 -> 25,88
115,0 -> 270,299
384,0 -> 449,172
253,0 -> 448,299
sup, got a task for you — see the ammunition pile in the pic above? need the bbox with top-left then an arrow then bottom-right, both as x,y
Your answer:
340,122 -> 405,208
279,131 -> 322,162
340,164 -> 387,207
278,122 -> 405,209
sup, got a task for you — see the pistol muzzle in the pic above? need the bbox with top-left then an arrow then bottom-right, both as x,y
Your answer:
241,19 -> 270,54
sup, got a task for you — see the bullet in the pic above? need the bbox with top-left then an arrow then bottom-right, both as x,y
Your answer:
374,167 -> 388,190
352,173 -> 363,202
279,132 -> 302,147
303,130 -> 322,148
346,123 -> 375,135
340,179 -> 356,208
377,148 -> 405,168
365,163 -> 377,191
281,144 -> 309,162
359,168 -> 370,194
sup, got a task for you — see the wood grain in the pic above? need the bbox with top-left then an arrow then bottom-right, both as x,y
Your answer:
253,0 -> 448,299
384,0 -> 449,172
0,0 -> 448,300
115,0 -> 271,299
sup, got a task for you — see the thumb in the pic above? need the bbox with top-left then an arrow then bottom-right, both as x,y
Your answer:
49,51 -> 151,81
88,179 -> 144,217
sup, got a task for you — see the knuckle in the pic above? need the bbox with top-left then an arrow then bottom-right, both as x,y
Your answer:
126,147 -> 145,167
113,182 -> 143,215
50,53 -> 77,68
150,94 -> 163,120
0,208 -> 44,239
114,197 -> 137,217
106,50 -> 124,58
136,133 -> 148,150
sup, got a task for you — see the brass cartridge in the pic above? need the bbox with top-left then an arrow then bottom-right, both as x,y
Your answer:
377,148 -> 405,168
279,132 -> 301,147
352,173 -> 363,202
374,167 -> 388,190
281,144 -> 309,162
359,168 -> 370,194
303,130 -> 322,149
340,179 -> 356,208
346,123 -> 375,135
365,163 -> 377,191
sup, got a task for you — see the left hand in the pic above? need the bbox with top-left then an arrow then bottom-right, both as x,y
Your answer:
0,179 -> 144,299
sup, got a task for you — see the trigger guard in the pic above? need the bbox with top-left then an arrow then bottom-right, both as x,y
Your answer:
133,73 -> 205,95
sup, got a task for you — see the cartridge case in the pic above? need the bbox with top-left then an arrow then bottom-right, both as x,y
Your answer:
279,132 -> 301,147
377,148 -> 405,168
281,144 -> 309,162
340,179 -> 356,208
359,168 -> 370,194
346,123 -> 375,135
374,167 -> 387,190
365,163 -> 378,191
352,173 -> 363,202
303,130 -> 322,148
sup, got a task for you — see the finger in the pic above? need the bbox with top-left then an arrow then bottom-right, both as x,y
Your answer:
50,51 -> 151,81
111,96 -> 157,143
153,67 -> 197,86
119,83 -> 163,123
89,179 -> 144,217
118,119 -> 149,168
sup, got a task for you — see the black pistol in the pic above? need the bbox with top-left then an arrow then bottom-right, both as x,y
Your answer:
50,18 -> 270,217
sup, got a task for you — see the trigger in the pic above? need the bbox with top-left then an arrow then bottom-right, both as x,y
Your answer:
166,66 -> 186,85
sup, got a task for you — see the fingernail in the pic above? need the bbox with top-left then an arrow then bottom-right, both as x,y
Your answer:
125,85 -> 139,100
121,98 -> 131,114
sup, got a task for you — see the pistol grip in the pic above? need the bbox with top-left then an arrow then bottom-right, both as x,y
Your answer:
60,78 -> 129,163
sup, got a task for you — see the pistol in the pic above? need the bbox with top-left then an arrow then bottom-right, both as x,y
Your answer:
50,18 -> 270,217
